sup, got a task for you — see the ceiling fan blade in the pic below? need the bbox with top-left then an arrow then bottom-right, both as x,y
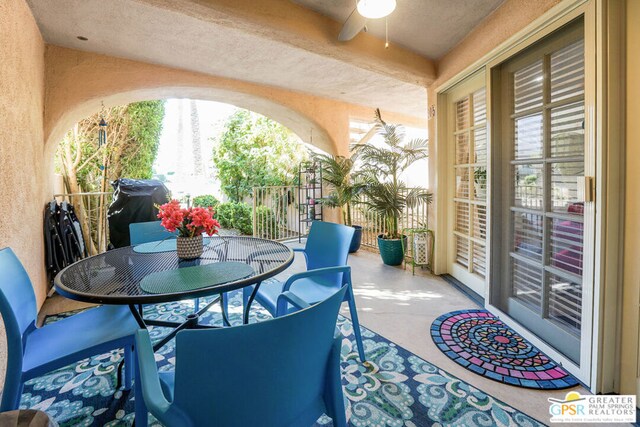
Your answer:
338,8 -> 367,41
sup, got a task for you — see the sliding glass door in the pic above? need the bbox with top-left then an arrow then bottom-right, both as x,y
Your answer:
493,20 -> 592,364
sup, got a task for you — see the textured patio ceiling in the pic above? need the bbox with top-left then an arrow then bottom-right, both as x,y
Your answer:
26,0 -> 448,119
292,0 -> 505,59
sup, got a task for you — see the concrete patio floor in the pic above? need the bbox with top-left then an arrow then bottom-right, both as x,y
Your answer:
338,248 -> 589,425
31,242 -> 593,425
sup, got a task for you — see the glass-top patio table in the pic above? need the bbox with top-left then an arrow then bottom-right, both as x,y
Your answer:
54,236 -> 294,353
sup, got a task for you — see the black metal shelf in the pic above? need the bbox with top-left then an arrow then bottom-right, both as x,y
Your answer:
298,161 -> 323,242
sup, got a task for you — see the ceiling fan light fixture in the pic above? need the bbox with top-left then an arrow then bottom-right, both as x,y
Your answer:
357,0 -> 396,19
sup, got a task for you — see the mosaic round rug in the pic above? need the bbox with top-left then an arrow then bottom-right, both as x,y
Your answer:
431,309 -> 580,390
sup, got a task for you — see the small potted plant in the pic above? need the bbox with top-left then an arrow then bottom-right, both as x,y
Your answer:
307,197 -> 316,220
474,167 -> 487,199
157,200 -> 220,259
352,109 -> 432,265
314,153 -> 365,253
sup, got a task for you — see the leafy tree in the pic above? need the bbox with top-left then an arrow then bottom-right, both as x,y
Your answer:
212,110 -> 308,202
118,101 -> 165,179
56,100 -> 165,252
58,101 -> 165,191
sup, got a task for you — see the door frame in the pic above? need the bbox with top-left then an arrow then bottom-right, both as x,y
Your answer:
433,0 -> 624,392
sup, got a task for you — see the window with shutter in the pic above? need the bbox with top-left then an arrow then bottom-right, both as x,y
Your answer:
453,87 -> 488,283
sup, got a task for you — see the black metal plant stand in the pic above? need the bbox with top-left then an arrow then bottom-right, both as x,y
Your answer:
298,161 -> 323,242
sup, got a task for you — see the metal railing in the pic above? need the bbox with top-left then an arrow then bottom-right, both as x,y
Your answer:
252,185 -> 431,251
515,184 -> 577,211
53,192 -> 113,256
515,185 -> 543,209
55,186 -> 431,255
252,185 -> 301,241
54,187 -> 303,254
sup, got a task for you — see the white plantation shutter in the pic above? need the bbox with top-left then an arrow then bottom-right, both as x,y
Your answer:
455,235 -> 469,268
548,272 -> 582,329
551,103 -> 584,157
514,60 -> 544,114
453,88 -> 487,279
512,257 -> 543,310
550,39 -> 585,103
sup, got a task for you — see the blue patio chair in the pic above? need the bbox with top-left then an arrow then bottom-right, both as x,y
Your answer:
0,248 -> 138,412
134,284 -> 348,427
129,220 -> 177,245
242,221 -> 366,361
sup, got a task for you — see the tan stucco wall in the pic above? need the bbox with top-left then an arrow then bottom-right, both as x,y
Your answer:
620,0 -> 639,396
0,0 -> 47,390
0,1 -> 47,303
139,0 -> 436,87
433,0 -> 562,86
43,45 -> 426,166
42,45 -> 425,228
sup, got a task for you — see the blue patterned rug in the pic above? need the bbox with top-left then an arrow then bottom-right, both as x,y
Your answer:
431,309 -> 580,390
22,292 -> 545,426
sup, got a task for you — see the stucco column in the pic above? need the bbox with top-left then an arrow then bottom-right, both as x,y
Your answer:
426,86 -> 441,273
0,0 -> 48,308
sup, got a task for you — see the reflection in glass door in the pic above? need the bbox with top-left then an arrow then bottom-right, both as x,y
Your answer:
498,24 -> 588,364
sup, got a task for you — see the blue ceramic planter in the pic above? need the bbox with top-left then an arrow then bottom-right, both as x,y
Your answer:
349,225 -> 363,253
377,235 -> 407,266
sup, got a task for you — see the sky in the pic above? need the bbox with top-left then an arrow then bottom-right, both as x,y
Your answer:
153,99 -> 237,201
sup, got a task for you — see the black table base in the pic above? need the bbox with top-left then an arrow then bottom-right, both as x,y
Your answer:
132,296 -> 222,349
128,281 -> 263,339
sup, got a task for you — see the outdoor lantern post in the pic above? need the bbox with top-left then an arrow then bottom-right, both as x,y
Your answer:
98,117 -> 107,148
98,101 -> 108,148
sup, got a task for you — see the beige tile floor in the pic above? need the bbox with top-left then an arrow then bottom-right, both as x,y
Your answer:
1,243 -> 621,426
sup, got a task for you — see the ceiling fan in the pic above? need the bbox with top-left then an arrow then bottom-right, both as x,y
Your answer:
338,0 -> 397,42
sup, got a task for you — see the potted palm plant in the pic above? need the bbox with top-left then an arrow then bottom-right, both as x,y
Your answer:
314,153 -> 365,252
352,109 -> 432,265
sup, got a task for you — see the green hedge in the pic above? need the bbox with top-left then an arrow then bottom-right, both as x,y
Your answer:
215,202 -> 253,235
192,194 -> 219,208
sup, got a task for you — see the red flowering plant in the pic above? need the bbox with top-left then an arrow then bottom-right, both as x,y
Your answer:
157,200 -> 221,238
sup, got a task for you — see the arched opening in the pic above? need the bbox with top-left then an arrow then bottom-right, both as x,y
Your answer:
51,96 -> 332,255
44,87 -> 336,161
